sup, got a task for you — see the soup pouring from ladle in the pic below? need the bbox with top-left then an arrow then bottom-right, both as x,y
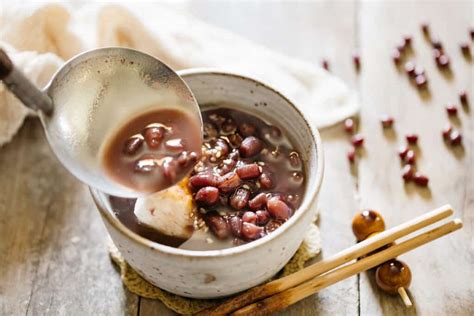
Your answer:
0,47 -> 203,198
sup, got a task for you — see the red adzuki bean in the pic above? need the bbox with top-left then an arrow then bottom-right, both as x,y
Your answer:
442,124 -> 453,139
450,130 -> 462,146
402,164 -> 415,182
344,118 -> 355,134
405,150 -> 416,165
229,216 -> 243,238
206,214 -> 230,239
459,91 -> 468,105
381,115 -> 394,128
123,136 -> 144,155
256,210 -> 271,225
347,148 -> 356,163
238,123 -> 256,137
322,59 -> 329,70
248,192 -> 268,211
242,211 -> 257,224
351,134 -> 364,147
446,105 -> 458,116
195,186 -> 219,205
267,197 -> 292,220
406,134 -> 418,145
241,222 -> 264,240
259,171 -> 274,189
239,136 -> 263,158
144,125 -> 165,148
218,172 -> 241,193
414,173 -> 429,187
236,164 -> 261,180
398,146 -> 409,159
230,188 -> 250,210
189,173 -> 220,188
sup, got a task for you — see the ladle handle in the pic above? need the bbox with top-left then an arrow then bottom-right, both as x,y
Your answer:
0,48 -> 53,114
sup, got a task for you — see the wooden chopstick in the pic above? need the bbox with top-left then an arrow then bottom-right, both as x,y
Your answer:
201,204 -> 454,316
232,218 -> 463,315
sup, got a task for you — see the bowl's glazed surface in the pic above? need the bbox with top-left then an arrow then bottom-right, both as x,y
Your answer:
91,69 -> 324,298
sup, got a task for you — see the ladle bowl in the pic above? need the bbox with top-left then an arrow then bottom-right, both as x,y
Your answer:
0,47 -> 202,197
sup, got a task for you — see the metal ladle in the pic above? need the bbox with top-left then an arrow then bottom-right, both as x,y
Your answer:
0,47 -> 202,197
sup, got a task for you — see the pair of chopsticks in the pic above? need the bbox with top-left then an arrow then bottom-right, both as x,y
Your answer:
199,204 -> 462,316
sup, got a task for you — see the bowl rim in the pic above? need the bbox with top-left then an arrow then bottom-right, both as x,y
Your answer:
92,68 -> 324,258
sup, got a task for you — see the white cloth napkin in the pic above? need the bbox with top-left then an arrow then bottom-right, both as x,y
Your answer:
0,2 -> 359,147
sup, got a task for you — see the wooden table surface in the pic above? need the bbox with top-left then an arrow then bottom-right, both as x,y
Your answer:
1,1 -> 472,315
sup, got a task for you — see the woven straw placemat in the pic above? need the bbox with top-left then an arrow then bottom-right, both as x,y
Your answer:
109,222 -> 321,315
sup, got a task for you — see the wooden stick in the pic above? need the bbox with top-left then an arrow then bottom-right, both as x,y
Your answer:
398,287 -> 412,307
201,205 -> 453,315
231,219 -> 462,315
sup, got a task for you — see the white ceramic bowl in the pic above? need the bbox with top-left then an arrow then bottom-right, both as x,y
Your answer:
91,69 -> 324,299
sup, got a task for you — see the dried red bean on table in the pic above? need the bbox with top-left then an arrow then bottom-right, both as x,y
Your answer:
404,62 -> 416,76
404,150 -> 416,165
398,146 -> 409,159
322,59 -> 330,70
460,43 -> 470,55
404,35 -> 412,46
431,39 -> 443,50
414,173 -> 429,187
415,75 -> 428,88
381,115 -> 394,128
449,130 -> 462,146
351,134 -> 364,147
442,124 -> 453,139
459,91 -> 468,105
402,164 -> 415,182
446,104 -> 458,116
347,148 -> 356,163
421,23 -> 430,35
344,118 -> 355,134
406,134 -> 418,145
437,55 -> 450,67
353,53 -> 361,69
397,42 -> 406,54
392,50 -> 402,64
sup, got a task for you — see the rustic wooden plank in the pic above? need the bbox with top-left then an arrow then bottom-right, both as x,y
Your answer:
358,1 -> 473,315
139,1 -> 360,315
0,119 -> 138,315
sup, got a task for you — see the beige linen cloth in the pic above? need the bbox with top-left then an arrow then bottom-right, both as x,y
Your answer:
0,1 -> 358,146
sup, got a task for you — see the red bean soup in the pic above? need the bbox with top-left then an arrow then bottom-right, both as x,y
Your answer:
108,106 -> 306,250
101,108 -> 202,193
